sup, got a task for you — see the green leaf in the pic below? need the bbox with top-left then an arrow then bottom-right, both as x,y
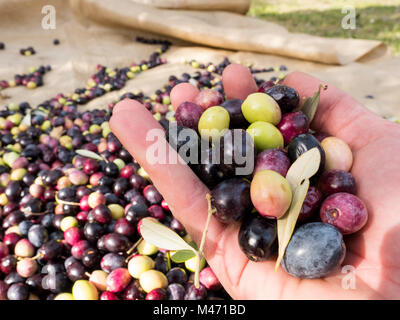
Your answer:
75,149 -> 103,161
301,84 -> 327,123
37,107 -> 49,115
140,218 -> 197,253
188,241 -> 199,251
285,148 -> 321,191
275,178 -> 310,271
171,250 -> 196,263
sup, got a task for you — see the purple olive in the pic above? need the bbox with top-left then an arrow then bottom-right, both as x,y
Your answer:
320,192 -> 368,234
298,186 -> 323,222
254,149 -> 291,177
319,169 -> 356,196
277,111 -> 309,145
175,102 -> 203,130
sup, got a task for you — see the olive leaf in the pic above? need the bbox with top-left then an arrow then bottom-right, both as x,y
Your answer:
285,147 -> 321,191
188,241 -> 199,251
75,149 -> 103,162
21,112 -> 31,126
140,218 -> 197,253
33,109 -> 48,117
142,194 -> 214,289
274,147 -> 322,272
37,107 -> 49,115
171,250 -> 196,263
275,178 -> 310,271
301,84 -> 327,123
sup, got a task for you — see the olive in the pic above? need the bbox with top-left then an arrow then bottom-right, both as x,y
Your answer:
287,133 -> 326,174
266,85 -> 300,114
238,214 -> 277,261
128,255 -> 155,279
139,270 -> 168,293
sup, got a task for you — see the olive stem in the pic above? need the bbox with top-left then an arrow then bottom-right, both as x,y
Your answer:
194,253 -> 201,289
31,253 -> 41,260
125,237 -> 143,262
195,193 -> 214,289
166,251 -> 171,272
21,208 -> 49,216
199,194 -> 214,256
55,193 -> 80,206
99,153 -> 109,163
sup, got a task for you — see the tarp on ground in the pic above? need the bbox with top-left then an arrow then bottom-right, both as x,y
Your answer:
0,0 -> 399,118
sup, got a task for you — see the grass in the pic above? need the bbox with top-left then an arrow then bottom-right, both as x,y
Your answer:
248,0 -> 400,55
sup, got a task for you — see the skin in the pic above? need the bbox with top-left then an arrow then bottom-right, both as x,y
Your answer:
170,83 -> 199,112
110,64 -> 400,299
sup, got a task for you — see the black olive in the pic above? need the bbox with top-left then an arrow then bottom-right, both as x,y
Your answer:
266,85 -> 300,114
287,133 -> 326,174
238,214 -> 277,262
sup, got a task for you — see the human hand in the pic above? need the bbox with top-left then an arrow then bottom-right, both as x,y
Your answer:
110,64 -> 400,299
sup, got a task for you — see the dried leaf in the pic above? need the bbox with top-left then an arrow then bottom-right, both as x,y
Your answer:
285,148 -> 321,191
50,126 -> 64,139
275,179 -> 310,271
21,113 -> 31,126
75,149 -> 103,161
140,218 -> 197,253
301,84 -> 327,123
171,250 -> 196,263
274,147 -> 322,271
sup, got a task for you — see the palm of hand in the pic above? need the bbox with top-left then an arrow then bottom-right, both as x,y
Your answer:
110,67 -> 400,300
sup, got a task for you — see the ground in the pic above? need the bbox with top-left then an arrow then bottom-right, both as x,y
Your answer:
249,0 -> 400,55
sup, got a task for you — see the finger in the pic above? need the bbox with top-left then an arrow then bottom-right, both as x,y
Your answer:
109,99 -> 215,242
170,82 -> 199,111
109,99 -> 234,270
283,71 -> 386,149
222,64 -> 258,100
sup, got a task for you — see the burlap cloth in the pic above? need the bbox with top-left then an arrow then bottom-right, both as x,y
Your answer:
0,0 -> 399,118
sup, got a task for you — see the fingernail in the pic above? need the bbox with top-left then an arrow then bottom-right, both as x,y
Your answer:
113,99 -> 144,115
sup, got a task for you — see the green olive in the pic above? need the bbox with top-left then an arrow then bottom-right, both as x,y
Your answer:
198,106 -> 230,140
113,159 -> 125,171
241,93 -> 281,125
137,240 -> 158,256
54,293 -> 74,300
185,255 -> 206,273
108,204 -> 125,220
128,255 -> 155,279
7,113 -> 23,125
72,280 -> 98,300
246,121 -> 284,151
3,152 -> 19,168
139,270 -> 168,293
10,168 -> 27,181
137,167 -> 151,181
60,216 -> 78,232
